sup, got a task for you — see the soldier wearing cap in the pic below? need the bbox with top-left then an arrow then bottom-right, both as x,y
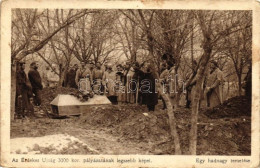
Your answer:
203,61 -> 224,108
102,63 -> 117,103
75,62 -> 93,94
92,62 -> 104,94
16,61 -> 34,118
28,61 -> 43,106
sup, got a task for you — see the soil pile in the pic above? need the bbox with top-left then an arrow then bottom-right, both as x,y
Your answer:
79,105 -> 170,143
11,95 -> 251,155
79,105 -> 146,127
204,96 -> 251,119
77,97 -> 251,155
116,111 -> 170,143
196,118 -> 250,155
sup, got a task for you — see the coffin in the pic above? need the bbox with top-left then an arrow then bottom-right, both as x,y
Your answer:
50,94 -> 111,116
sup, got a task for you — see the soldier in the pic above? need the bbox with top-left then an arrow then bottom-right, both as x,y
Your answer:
115,64 -> 125,104
132,62 -> 144,105
75,62 -> 93,94
102,63 -> 117,104
92,62 -> 104,94
204,61 -> 224,108
16,61 -> 34,118
141,62 -> 158,111
28,61 -> 43,106
88,62 -> 95,74
161,53 -> 178,108
65,64 -> 78,88
124,61 -> 135,104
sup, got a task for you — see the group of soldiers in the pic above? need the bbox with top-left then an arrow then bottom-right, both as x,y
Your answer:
16,61 -> 43,119
159,54 -> 225,110
16,54 -> 243,119
15,60 -> 158,119
62,61 -> 159,111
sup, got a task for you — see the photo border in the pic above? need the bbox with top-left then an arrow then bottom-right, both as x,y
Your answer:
1,0 -> 259,167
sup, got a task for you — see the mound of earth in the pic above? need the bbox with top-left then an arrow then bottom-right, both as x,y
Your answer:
196,117 -> 250,155
116,111 -> 170,143
79,105 -> 147,127
12,88 -> 251,155
203,96 -> 251,119
79,103 -> 250,155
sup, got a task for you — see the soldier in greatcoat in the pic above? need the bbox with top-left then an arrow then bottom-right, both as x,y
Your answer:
204,61 -> 224,108
16,61 -> 34,118
75,62 -> 93,94
28,62 -> 43,106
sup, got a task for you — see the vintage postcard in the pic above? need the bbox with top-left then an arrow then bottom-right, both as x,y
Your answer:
1,0 -> 259,167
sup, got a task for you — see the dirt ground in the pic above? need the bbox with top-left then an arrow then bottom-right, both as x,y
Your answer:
11,87 -> 251,155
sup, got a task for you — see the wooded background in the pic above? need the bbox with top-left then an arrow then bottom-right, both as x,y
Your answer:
11,9 -> 252,154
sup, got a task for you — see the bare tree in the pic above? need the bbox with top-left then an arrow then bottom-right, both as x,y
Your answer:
11,9 -> 95,119
189,10 -> 251,154
221,12 -> 252,96
67,10 -> 118,66
115,13 -> 143,63
120,9 -> 184,154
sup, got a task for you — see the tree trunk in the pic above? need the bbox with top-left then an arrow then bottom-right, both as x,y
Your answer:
238,74 -> 242,96
189,50 -> 211,154
189,78 -> 204,154
174,72 -> 182,108
138,10 -> 182,154
11,63 -> 17,120
157,83 -> 182,154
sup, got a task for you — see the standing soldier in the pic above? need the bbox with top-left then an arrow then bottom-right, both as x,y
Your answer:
28,62 -> 43,106
89,62 -> 95,74
124,61 -> 135,104
65,64 -> 78,88
140,62 -> 158,111
102,63 -> 117,104
16,61 -> 34,118
92,62 -> 104,94
204,61 -> 224,108
75,62 -> 93,94
115,64 -> 125,104
161,53 -> 178,108
132,62 -> 144,104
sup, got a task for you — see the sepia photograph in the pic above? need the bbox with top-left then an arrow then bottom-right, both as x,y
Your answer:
1,0 -> 259,167
10,8 -> 252,155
